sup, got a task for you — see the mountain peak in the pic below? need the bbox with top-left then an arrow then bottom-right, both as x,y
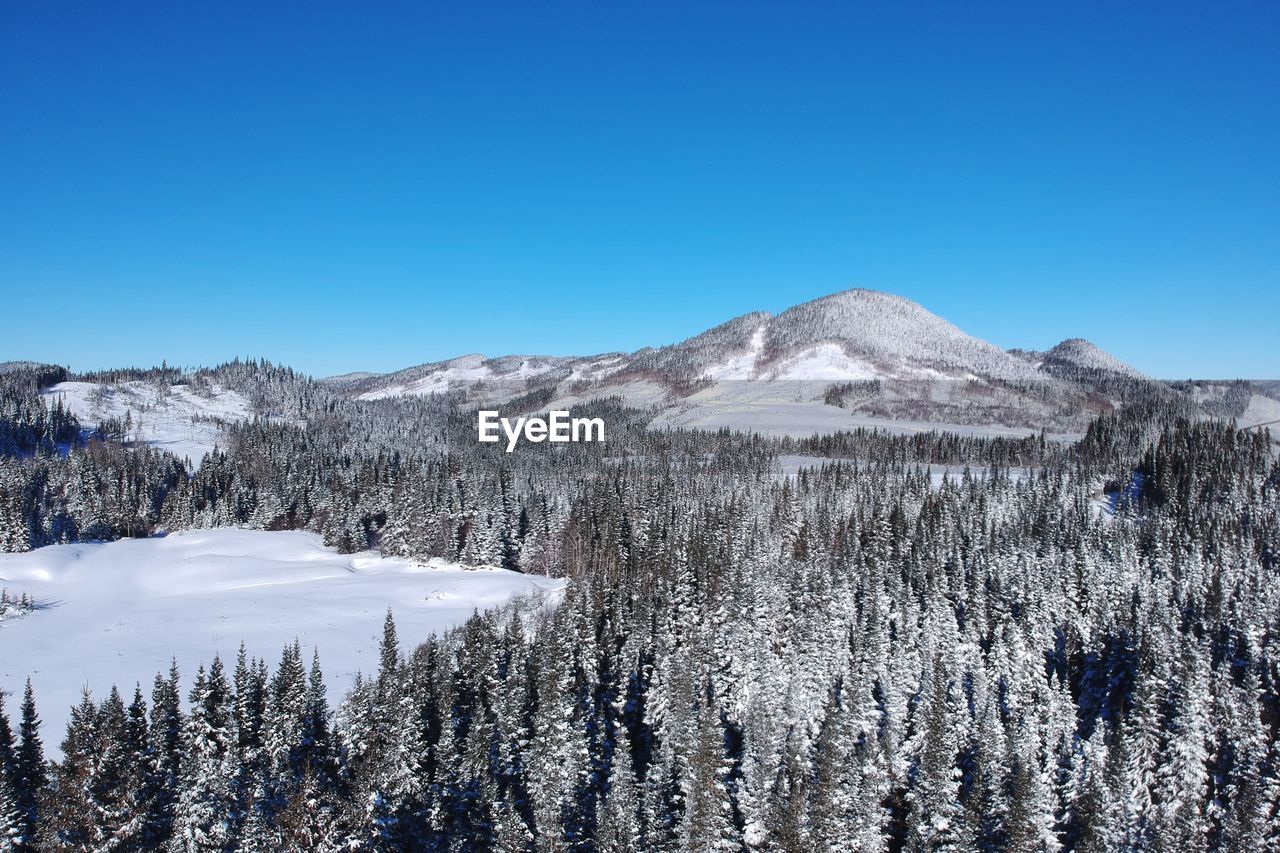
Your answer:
807,286 -> 911,303
1044,338 -> 1143,377
761,288 -> 1038,380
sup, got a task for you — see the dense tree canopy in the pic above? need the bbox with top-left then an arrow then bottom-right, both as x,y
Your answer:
0,362 -> 1277,850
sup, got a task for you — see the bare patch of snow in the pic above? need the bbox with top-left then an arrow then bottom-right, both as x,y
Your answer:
765,343 -> 881,380
567,356 -> 628,382
1240,394 -> 1280,430
43,381 -> 253,466
702,324 -> 767,380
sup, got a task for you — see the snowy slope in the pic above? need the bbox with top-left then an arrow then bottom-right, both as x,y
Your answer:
43,380 -> 253,465
762,343 -> 883,380
701,324 -> 768,380
621,311 -> 772,382
759,290 -> 1042,380
0,529 -> 564,747
1240,393 -> 1280,430
354,354 -> 583,400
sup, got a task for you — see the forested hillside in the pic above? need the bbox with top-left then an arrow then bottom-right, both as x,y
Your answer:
0,360 -> 1277,850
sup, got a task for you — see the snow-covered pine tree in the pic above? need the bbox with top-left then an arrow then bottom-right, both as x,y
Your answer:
12,682 -> 44,851
169,658 -> 238,852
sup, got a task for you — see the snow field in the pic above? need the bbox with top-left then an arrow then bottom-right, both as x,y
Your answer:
0,528 -> 565,749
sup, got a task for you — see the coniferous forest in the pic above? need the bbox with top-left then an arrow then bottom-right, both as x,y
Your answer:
0,361 -> 1278,851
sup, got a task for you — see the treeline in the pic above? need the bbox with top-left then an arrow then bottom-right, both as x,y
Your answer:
0,365 -> 79,458
783,426 -> 1062,468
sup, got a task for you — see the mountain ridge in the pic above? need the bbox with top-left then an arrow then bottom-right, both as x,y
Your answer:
337,288 -> 1139,399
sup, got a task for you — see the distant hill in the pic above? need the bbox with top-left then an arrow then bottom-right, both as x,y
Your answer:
335,288 -> 1139,400
326,289 -> 1159,436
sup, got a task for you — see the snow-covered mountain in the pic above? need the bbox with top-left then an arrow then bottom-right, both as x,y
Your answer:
325,289 -> 1151,434
1010,337 -> 1146,380
336,289 -> 1140,399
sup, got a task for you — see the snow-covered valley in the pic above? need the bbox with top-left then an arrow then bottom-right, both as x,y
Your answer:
0,529 -> 565,748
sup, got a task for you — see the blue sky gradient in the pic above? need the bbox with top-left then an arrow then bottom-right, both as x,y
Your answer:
2,1 -> 1277,377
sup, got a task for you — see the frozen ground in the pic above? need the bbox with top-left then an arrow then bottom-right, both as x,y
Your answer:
42,380 -> 254,466
652,387 -> 1082,442
0,529 -> 564,748
1240,393 -> 1280,431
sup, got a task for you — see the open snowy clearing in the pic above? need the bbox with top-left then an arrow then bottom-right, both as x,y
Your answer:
1240,393 -> 1280,431
0,529 -> 565,747
42,380 -> 254,466
651,393 -> 1081,441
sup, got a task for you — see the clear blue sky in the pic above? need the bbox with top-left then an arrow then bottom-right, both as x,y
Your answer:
2,1 -> 1276,378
